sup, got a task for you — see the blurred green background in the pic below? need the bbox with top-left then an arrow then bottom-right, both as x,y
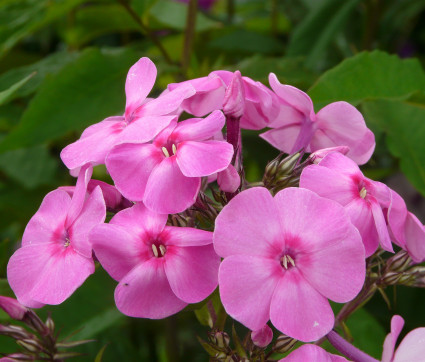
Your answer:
1,0 -> 425,360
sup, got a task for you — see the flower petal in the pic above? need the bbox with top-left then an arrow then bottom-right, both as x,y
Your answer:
161,226 -> 213,247
279,344 -> 338,362
164,244 -> 220,303
143,157 -> 201,214
119,115 -> 176,144
405,212 -> 425,263
260,124 -> 303,154
382,315 -> 404,362
176,140 -> 233,177
218,255 -> 281,331
214,187 -> 283,258
125,57 -> 156,118
114,258 -> 187,318
106,143 -> 163,201
270,269 -> 334,342
393,327 -> 425,362
217,164 -> 240,193
370,197 -> 393,252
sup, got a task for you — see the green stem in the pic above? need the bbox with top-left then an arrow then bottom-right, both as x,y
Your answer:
182,0 -> 198,76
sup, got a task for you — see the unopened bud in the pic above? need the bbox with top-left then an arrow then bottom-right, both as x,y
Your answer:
222,71 -> 245,119
3,353 -> 34,360
209,330 -> 230,350
0,296 -> 28,321
273,334 -> 297,353
45,316 -> 55,333
307,146 -> 349,164
276,152 -> 301,178
251,324 -> 273,348
388,250 -> 412,272
16,338 -> 42,353
0,324 -> 32,340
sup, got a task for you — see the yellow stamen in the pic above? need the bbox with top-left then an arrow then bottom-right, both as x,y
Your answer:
360,187 -> 367,199
152,244 -> 159,257
162,147 -> 170,157
172,144 -> 177,155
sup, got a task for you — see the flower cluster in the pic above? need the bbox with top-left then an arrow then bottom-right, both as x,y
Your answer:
5,57 -> 425,360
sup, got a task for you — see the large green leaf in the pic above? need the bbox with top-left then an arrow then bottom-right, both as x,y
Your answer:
0,72 -> 35,106
0,51 -> 79,101
308,51 -> 425,109
363,99 -> 425,196
0,0 -> 87,57
0,47 -> 140,152
286,0 -> 360,69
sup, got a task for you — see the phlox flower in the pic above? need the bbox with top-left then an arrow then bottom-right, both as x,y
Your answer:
7,166 -> 106,307
382,315 -> 425,362
279,344 -> 349,362
106,110 -> 234,214
300,152 -> 394,257
214,187 -> 365,342
168,70 -> 280,130
260,74 -> 375,165
61,57 -> 195,173
89,203 -> 220,318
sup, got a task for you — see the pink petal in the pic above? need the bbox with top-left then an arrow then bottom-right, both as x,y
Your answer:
297,226 -> 365,303
213,187 -> 283,258
135,83 -> 195,117
370,198 -> 393,252
217,164 -> 240,193
274,187 -> 358,253
300,165 -> 356,206
314,102 -> 375,165
218,255 -> 281,331
308,146 -> 350,164
393,327 -> 425,362
222,71 -> 245,119
60,118 -> 125,170
90,224 -> 149,281
387,189 -> 408,248
68,186 -> 106,258
8,244 -> 94,305
176,140 -> 233,177
269,73 -> 314,118
0,296 -> 28,320
87,180 -> 126,211
161,226 -> 213,246
279,344 -> 348,362
172,110 -> 225,142
111,202 -> 167,236
270,269 -> 334,342
345,198 -> 379,257
106,143 -> 163,201
22,189 -> 71,246
119,115 -> 176,144
164,244 -> 219,303
405,212 -> 425,263
318,152 -> 362,177
382,315 -> 404,362
260,124 -> 303,154
143,157 -> 201,214
65,164 -> 92,229
125,57 -> 156,118
114,258 -> 187,318
251,325 -> 273,348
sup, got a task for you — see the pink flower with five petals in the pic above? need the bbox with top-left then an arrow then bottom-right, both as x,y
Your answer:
214,187 -> 365,342
90,203 -> 220,318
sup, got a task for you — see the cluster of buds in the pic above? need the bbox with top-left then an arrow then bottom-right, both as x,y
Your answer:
0,296 -> 92,361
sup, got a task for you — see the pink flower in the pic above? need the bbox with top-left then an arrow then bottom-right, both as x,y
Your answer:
251,324 -> 273,348
106,110 -> 234,214
7,166 -> 106,307
168,70 -> 280,130
260,74 -> 375,165
300,152 -> 394,257
279,344 -> 349,362
214,187 -> 365,342
387,189 -> 425,263
382,315 -> 425,362
61,57 -> 195,173
0,296 -> 27,320
89,203 -> 220,318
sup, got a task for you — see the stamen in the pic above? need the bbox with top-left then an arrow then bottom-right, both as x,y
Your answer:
162,147 -> 170,157
287,255 -> 295,267
152,244 -> 159,257
64,238 -> 71,247
159,244 -> 166,256
281,255 -> 296,269
359,187 -> 367,199
172,144 -> 177,155
282,255 -> 288,269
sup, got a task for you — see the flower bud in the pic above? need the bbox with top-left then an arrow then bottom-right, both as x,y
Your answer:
307,146 -> 349,164
209,330 -> 230,350
0,324 -> 31,340
388,250 -> 412,272
251,324 -> 273,348
16,338 -> 42,353
222,71 -> 245,119
273,334 -> 297,353
0,296 -> 28,321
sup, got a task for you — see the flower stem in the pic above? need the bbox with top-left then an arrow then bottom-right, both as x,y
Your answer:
182,0 -> 198,76
327,330 -> 380,362
225,115 -> 241,201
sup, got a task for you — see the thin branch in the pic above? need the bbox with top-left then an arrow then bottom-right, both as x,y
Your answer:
182,0 -> 198,76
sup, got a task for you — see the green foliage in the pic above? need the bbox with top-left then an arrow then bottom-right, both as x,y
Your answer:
0,72 -> 34,106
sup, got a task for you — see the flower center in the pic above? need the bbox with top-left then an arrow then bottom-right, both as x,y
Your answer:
151,244 -> 166,258
359,187 -> 367,199
161,144 -> 177,157
64,237 -> 71,247
280,254 -> 295,270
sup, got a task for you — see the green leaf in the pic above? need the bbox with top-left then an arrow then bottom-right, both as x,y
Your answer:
363,98 -> 425,196
287,0 -> 360,69
0,72 -> 35,106
0,0 -> 87,57
149,0 -> 219,32
210,29 -> 282,55
0,145 -> 58,189
308,51 -> 425,109
345,308 -> 386,359
94,344 -> 108,362
0,47 -> 140,153
232,324 -> 247,358
0,51 -> 79,101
